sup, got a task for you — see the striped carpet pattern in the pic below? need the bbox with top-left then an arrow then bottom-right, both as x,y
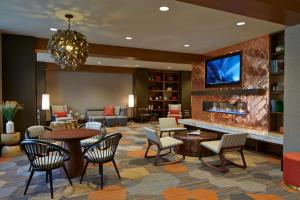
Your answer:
0,122 -> 299,200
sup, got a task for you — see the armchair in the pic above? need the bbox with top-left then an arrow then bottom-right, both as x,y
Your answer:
50,105 -> 73,121
144,127 -> 184,165
159,117 -> 187,137
167,104 -> 182,122
200,133 -> 248,173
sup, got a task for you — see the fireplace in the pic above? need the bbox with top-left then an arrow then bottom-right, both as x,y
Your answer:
203,101 -> 247,115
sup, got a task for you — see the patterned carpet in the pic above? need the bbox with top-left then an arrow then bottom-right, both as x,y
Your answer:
0,122 -> 299,200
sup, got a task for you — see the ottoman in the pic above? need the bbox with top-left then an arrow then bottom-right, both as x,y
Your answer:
117,116 -> 128,126
105,116 -> 118,127
283,152 -> 300,190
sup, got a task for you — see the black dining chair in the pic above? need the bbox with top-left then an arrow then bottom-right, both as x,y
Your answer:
79,122 -> 107,149
21,139 -> 72,199
25,125 -> 63,172
80,132 -> 122,189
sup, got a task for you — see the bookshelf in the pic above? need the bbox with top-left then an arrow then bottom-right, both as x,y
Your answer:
148,70 -> 180,118
269,31 -> 284,134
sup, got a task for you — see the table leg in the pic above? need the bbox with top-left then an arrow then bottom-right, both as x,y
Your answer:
64,140 -> 85,178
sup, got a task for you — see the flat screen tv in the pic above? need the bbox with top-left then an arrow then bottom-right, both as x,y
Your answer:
205,52 -> 241,87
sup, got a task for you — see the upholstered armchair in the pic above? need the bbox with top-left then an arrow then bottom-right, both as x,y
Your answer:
167,104 -> 182,121
200,133 -> 248,173
50,105 -> 73,121
144,127 -> 184,165
159,117 -> 187,137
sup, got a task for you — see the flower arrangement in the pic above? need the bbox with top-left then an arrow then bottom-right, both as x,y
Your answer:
1,101 -> 23,121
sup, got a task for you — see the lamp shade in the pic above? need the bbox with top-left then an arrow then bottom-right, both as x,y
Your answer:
128,94 -> 134,108
42,94 -> 50,110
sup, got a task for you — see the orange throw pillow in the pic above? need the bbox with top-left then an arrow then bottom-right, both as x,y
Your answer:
104,105 -> 115,116
170,109 -> 180,114
55,111 -> 67,117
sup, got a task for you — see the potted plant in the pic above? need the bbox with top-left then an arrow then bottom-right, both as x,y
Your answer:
0,101 -> 23,156
1,100 -> 23,133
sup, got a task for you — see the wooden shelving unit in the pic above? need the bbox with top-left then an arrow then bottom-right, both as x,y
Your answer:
148,70 -> 180,118
269,31 -> 284,134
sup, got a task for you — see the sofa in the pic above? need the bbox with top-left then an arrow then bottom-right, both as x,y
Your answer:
85,106 -> 128,126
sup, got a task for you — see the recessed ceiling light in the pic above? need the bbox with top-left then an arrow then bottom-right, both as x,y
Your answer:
135,64 -> 139,67
50,27 -> 58,32
184,44 -> 190,47
96,61 -> 102,65
125,36 -> 133,40
159,6 -> 169,12
236,21 -> 246,26
168,67 -> 172,69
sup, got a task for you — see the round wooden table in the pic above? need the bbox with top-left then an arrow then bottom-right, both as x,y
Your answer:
43,129 -> 100,178
173,130 -> 218,157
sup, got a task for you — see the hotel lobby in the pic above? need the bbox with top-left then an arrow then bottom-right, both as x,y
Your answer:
0,0 -> 300,199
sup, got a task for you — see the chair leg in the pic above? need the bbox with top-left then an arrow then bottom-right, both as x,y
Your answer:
112,159 -> 121,179
144,142 -> 152,157
80,161 -> 89,184
240,150 -> 247,168
99,163 -> 103,189
28,164 -> 32,172
219,153 -> 229,172
49,170 -> 54,199
160,131 -> 162,138
62,164 -> 73,186
24,169 -> 35,195
46,171 -> 48,183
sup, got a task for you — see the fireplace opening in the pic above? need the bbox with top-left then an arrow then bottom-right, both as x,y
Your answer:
203,101 -> 247,115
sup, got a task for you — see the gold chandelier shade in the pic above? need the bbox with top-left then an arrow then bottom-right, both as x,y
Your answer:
48,14 -> 89,70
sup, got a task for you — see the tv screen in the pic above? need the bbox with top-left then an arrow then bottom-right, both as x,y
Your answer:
205,52 -> 241,87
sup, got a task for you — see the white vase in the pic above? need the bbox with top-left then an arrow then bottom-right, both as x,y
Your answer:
6,121 -> 14,133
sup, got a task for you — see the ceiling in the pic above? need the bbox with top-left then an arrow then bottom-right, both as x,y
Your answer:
37,52 -> 192,71
0,0 -> 285,54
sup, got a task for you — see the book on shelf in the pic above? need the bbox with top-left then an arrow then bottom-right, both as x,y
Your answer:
271,60 -> 284,74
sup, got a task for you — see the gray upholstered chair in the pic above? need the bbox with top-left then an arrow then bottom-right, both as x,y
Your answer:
50,105 -> 73,121
159,117 -> 187,137
79,122 -> 106,148
200,133 -> 248,173
144,127 -> 184,165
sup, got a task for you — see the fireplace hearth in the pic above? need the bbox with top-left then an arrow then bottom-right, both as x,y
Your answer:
203,101 -> 247,115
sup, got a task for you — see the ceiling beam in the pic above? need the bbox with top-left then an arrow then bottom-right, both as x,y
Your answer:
35,38 -> 203,64
176,0 -> 300,26
43,62 -> 135,74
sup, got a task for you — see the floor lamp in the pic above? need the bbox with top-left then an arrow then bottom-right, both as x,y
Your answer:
128,94 -> 134,121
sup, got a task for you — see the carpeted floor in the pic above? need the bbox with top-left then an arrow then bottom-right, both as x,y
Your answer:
0,123 -> 299,200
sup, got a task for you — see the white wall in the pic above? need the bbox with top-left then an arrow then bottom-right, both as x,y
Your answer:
284,24 -> 300,152
46,71 -> 133,118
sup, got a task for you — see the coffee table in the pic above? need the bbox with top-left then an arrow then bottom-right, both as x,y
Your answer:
43,129 -> 100,178
173,130 -> 218,157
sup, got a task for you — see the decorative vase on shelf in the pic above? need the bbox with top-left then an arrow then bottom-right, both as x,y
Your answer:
6,121 -> 14,133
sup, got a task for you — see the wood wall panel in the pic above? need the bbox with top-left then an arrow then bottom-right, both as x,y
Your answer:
181,71 -> 192,112
177,0 -> 300,26
2,34 -> 36,135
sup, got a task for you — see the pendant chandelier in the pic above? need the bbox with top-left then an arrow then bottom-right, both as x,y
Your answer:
48,14 -> 89,70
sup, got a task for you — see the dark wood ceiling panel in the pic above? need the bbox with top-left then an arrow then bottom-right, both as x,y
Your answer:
35,38 -> 203,64
176,0 -> 300,26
